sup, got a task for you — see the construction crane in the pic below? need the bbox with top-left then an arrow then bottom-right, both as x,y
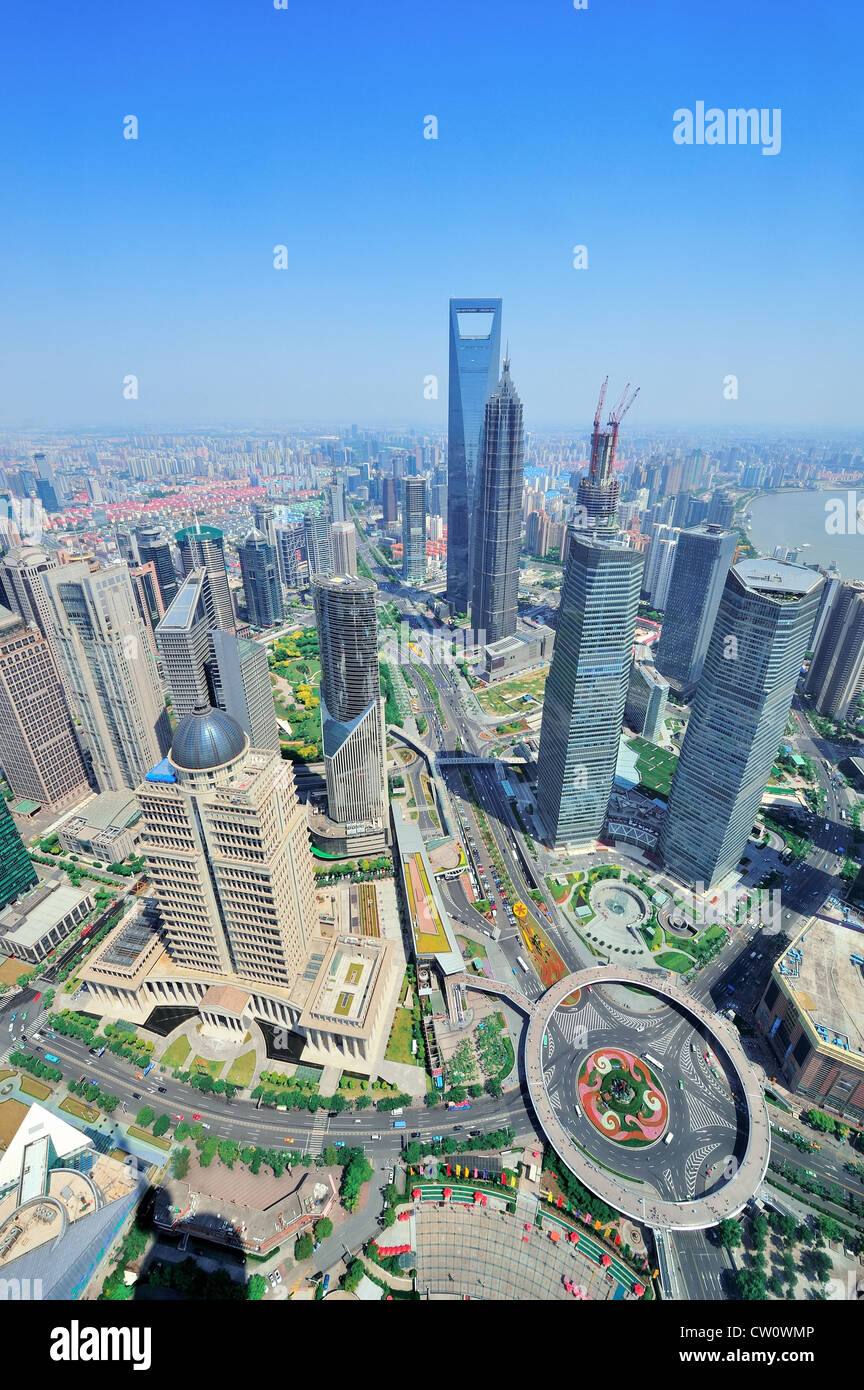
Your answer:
589,378 -> 640,479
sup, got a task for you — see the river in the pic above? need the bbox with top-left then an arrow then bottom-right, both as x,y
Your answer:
746,489 -> 864,581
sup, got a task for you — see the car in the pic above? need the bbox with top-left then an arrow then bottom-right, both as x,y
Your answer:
370,1132 -> 381,1140
334,1140 -> 345,1147
10,1013 -> 16,1022
32,992 -> 40,1002
174,1114 -> 184,1121
192,1113 -> 202,1120
157,1085 -> 167,1094
21,1012 -> 27,1020
268,1271 -> 278,1286
453,1125 -> 463,1131
273,1269 -> 282,1284
132,1092 -> 141,1100
432,1134 -> 443,1141
411,1131 -> 421,1138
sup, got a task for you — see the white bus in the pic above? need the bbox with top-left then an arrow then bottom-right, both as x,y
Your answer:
516,956 -> 529,973
643,1053 -> 665,1072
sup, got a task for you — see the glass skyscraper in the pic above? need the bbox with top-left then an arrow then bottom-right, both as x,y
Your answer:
446,297 -> 502,615
660,559 -> 823,889
536,535 -> 643,847
175,524 -> 234,632
402,477 -> 427,583
238,527 -> 284,628
471,360 -> 523,644
654,522 -> 737,695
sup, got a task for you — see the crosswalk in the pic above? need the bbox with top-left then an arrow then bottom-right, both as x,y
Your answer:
305,1111 -> 330,1156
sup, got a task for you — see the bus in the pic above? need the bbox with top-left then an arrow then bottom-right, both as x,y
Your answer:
44,1053 -> 60,1064
142,1061 -> 155,1077
516,956 -> 529,973
643,1053 -> 665,1072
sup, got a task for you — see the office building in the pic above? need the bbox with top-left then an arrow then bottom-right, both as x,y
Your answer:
238,528 -> 284,629
58,791 -> 142,863
707,489 -> 736,529
128,561 -> 165,656
0,606 -> 90,811
447,297 -> 502,613
136,702 -> 315,988
0,797 -> 38,911
0,875 -> 93,965
209,628 -> 279,751
660,559 -> 823,889
470,361 -> 523,643
156,569 -> 217,717
303,513 -> 332,579
654,523 -> 737,696
135,527 -> 179,612
43,560 -> 171,793
0,545 -> 61,646
625,645 -> 669,743
312,576 -> 387,830
328,479 -> 347,523
175,524 -> 234,631
401,478 -> 427,583
804,580 -> 864,721
535,536 -> 643,847
641,523 -> 680,608
275,519 -> 305,589
330,520 -> 358,578
251,501 -> 277,549
382,476 -> 399,527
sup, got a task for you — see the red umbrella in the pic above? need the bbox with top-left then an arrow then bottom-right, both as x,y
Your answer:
569,1231 -> 579,1244
557,1196 -> 563,1208
634,1283 -> 645,1297
524,1223 -> 533,1232
614,1232 -> 621,1246
601,1254 -> 611,1267
443,1187 -> 452,1200
412,1188 -> 421,1201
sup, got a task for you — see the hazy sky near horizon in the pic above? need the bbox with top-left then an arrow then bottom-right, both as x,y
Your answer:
1,0 -> 861,431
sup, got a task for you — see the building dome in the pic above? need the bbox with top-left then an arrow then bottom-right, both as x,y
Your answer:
244,527 -> 268,544
170,700 -> 247,771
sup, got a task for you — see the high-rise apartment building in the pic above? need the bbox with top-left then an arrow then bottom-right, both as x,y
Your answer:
136,703 -> 315,988
660,559 -> 823,889
312,576 -> 387,830
330,521 -> 358,578
251,501 -> 277,549
135,527 -> 179,612
328,479 -> 347,523
0,606 -> 90,810
654,523 -> 737,695
42,561 -> 170,792
0,797 -> 38,911
804,580 -> 864,721
707,489 -> 735,529
446,297 -> 502,613
535,536 -> 643,847
238,528 -> 283,629
401,478 -> 427,583
175,524 -> 234,632
471,360 -> 523,643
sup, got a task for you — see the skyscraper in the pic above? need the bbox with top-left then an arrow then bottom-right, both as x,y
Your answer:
303,513 -> 332,579
136,703 -> 315,987
275,517 -> 304,589
156,569 -> 217,717
535,536 -> 643,847
381,476 -> 399,528
208,628 -> 280,751
0,544 -> 61,647
804,580 -> 864,721
312,576 -> 386,829
625,645 -> 669,743
654,523 -> 737,695
251,501 -> 277,549
328,478 -> 347,523
401,478 -> 427,583
175,523 -> 234,631
42,560 -> 170,792
575,378 -> 639,534
238,528 -> 284,629
0,797 -> 38,911
135,527 -> 179,612
0,605 -> 90,810
128,561 -> 165,656
471,360 -> 523,643
330,521 -> 358,578
660,559 -> 823,889
446,297 -> 502,613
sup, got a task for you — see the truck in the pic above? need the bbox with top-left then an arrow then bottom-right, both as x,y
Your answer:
447,1099 -> 471,1110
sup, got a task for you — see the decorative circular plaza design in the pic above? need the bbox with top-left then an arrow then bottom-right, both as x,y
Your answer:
589,882 -> 649,929
525,966 -> 771,1230
577,1048 -> 669,1146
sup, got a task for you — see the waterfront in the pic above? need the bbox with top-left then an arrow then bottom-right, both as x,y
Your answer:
746,489 -> 864,580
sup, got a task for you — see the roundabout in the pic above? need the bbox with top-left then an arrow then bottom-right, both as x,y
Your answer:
526,967 -> 771,1230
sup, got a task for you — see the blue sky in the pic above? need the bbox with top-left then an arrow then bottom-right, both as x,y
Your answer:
1,0 -> 861,430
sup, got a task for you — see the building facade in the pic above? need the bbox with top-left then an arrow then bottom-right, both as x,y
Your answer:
238,528 -> 284,628
471,361 -> 523,644
535,536 -> 643,847
330,520 -> 358,578
625,645 -> 669,743
654,523 -> 737,695
804,579 -> 864,721
0,798 -> 38,911
135,528 -> 179,613
446,297 -> 502,614
175,524 -> 234,632
660,559 -> 823,889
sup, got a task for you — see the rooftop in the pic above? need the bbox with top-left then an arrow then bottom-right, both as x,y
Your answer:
0,879 -> 93,947
170,701 -> 248,771
779,913 -> 864,1057
733,557 -> 823,598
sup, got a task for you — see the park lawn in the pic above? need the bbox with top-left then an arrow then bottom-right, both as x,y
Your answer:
475,667 -> 549,716
627,736 -> 678,795
161,1035 -> 192,1069
61,1096 -> 99,1122
656,950 -> 692,973
384,1008 -> 415,1066
456,935 -> 487,960
191,1056 -> 224,1079
700,924 -> 726,945
20,1076 -> 52,1100
127,1124 -> 171,1151
225,1050 -> 257,1088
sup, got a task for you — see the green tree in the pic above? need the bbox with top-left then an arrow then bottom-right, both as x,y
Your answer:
294,1232 -> 314,1261
315,1217 -> 333,1242
485,1076 -> 503,1098
135,1106 -> 155,1128
735,1268 -> 767,1300
152,1114 -> 171,1138
246,1274 -> 267,1301
170,1146 -> 191,1180
806,1108 -> 837,1134
716,1218 -> 743,1250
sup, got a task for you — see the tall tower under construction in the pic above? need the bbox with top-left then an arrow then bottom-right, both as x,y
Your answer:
576,378 -> 639,534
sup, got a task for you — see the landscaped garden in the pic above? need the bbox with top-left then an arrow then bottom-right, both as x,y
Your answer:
577,1049 -> 669,1146
161,1034 -> 192,1069
225,1050 -> 257,1088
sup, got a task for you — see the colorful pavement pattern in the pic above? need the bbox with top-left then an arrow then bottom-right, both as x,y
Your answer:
577,1047 -> 669,1146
